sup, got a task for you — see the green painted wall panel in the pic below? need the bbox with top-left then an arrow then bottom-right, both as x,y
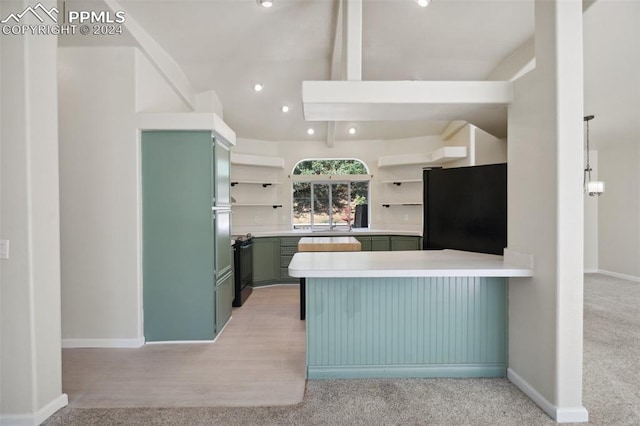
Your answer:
306,276 -> 507,378
142,131 -> 215,341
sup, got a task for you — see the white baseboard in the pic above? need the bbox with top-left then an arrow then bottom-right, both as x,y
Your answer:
0,393 -> 68,426
598,269 -> 640,283
61,338 -> 145,348
507,368 -> 588,423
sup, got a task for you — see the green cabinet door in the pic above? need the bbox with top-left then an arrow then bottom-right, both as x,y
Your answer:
355,236 -> 372,251
216,272 -> 233,333
142,131 -> 215,342
371,236 -> 390,251
253,237 -> 280,284
213,139 -> 231,207
390,236 -> 421,251
214,210 -> 233,280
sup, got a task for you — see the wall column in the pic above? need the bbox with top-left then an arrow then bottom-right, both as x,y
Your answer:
507,0 -> 587,422
0,0 -> 68,424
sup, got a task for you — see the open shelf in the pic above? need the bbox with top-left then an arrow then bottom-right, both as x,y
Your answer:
232,203 -> 283,209
230,180 -> 283,187
378,146 -> 467,168
230,153 -> 284,168
381,202 -> 422,208
381,179 -> 422,186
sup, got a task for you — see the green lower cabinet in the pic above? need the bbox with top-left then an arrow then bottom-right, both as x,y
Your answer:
371,236 -> 390,251
390,236 -> 421,251
216,272 -> 233,332
253,237 -> 280,285
354,236 -> 372,251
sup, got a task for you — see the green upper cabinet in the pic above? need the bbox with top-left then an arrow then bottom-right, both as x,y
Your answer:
142,131 -> 215,342
213,139 -> 231,207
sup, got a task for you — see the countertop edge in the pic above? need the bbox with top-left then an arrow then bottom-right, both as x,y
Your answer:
233,228 -> 422,238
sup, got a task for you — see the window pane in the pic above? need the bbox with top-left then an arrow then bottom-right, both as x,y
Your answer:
312,183 -> 330,229
293,182 -> 311,228
351,181 -> 369,228
332,183 -> 350,228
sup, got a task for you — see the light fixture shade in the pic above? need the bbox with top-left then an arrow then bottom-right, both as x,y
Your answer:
587,181 -> 604,196
416,0 -> 431,7
257,0 -> 274,7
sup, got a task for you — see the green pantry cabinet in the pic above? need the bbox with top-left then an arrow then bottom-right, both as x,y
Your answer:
252,235 -> 422,285
142,130 -> 233,342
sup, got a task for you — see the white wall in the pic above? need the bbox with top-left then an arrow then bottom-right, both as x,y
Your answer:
506,0 -> 587,422
230,135 -> 447,232
1,0 -> 67,421
58,46 -> 193,346
584,150 -> 599,272
584,0 -> 640,280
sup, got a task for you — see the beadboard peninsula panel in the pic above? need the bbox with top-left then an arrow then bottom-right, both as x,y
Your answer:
306,277 -> 507,379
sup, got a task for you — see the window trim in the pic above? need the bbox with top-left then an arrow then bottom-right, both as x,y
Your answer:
290,158 -> 371,230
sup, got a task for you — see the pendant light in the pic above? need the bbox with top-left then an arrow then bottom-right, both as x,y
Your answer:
584,115 -> 604,196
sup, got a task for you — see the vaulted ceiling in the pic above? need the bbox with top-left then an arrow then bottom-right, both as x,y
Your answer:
61,0 -> 536,141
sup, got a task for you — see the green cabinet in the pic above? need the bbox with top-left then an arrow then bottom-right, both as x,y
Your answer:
371,236 -> 390,251
355,236 -> 372,251
215,272 -> 233,333
213,140 -> 231,207
253,237 -> 280,284
280,237 -> 301,282
390,236 -> 421,251
141,130 -> 233,342
214,209 -> 233,280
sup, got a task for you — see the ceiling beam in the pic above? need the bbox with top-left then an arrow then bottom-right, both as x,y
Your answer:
104,0 -> 196,109
325,0 -> 363,147
342,0 -> 362,81
303,81 -> 513,122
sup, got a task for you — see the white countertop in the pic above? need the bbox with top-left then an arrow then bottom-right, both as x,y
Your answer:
288,249 -> 533,278
232,228 -> 422,238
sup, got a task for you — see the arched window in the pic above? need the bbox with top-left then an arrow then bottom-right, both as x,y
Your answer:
291,159 -> 370,230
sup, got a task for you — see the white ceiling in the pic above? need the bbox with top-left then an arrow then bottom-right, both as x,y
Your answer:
63,0 -> 536,141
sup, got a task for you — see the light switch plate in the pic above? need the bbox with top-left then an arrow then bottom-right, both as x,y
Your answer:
0,240 -> 9,259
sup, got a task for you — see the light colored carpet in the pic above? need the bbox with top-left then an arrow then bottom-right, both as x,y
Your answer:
46,274 -> 640,425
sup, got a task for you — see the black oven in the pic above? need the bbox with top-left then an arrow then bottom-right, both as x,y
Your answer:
232,236 -> 253,307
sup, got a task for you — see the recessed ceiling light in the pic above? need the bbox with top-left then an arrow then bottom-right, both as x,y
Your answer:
257,0 -> 274,8
415,0 -> 430,7
281,105 -> 290,113
253,83 -> 264,92
307,128 -> 315,135
348,127 -> 357,135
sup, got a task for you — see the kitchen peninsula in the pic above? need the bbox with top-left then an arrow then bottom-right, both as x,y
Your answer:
289,249 -> 533,379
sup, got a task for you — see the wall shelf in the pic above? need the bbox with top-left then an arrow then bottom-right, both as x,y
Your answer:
382,179 -> 422,186
382,202 -> 422,208
378,146 -> 467,168
230,153 -> 284,168
230,181 -> 283,187
233,204 -> 283,209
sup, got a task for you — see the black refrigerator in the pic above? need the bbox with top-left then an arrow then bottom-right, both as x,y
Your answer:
423,163 -> 507,255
